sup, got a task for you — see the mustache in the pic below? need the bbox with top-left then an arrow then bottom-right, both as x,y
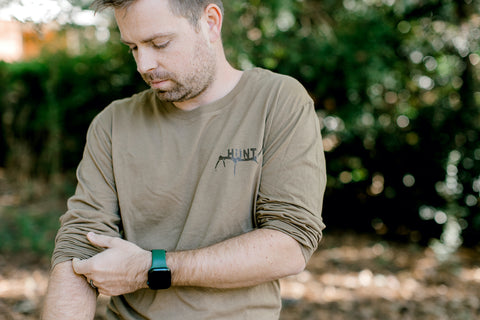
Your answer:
142,70 -> 175,82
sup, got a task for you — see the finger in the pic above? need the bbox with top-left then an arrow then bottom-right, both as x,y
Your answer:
72,257 -> 88,275
87,232 -> 116,249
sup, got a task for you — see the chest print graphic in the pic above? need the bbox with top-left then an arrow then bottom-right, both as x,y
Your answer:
215,148 -> 261,175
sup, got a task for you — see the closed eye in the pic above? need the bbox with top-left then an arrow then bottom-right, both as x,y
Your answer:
153,41 -> 170,49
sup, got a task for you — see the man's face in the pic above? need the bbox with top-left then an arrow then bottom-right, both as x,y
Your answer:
115,0 -> 216,102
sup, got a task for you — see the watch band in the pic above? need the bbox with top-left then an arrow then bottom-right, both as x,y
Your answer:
151,249 -> 167,269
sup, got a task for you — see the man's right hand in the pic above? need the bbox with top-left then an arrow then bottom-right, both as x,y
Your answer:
72,232 -> 152,296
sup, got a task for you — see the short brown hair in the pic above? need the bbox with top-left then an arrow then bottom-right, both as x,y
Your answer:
91,0 -> 224,27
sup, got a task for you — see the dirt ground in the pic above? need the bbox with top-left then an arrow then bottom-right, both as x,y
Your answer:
1,231 -> 480,320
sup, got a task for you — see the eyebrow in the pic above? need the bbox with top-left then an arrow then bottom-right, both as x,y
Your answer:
120,32 -> 175,45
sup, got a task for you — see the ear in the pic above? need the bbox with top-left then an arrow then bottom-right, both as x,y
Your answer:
202,4 -> 223,43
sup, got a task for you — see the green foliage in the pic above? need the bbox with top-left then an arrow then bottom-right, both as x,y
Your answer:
0,206 -> 61,256
0,38 -> 147,178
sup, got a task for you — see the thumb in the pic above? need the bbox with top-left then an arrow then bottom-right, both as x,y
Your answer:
72,257 -> 86,275
87,232 -> 116,249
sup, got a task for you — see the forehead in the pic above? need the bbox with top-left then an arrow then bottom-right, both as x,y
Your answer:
114,0 -> 192,42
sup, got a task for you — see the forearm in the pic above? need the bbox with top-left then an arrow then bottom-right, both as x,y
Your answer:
167,228 -> 305,288
42,260 -> 97,320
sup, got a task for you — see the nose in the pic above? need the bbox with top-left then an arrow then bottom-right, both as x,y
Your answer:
135,47 -> 157,74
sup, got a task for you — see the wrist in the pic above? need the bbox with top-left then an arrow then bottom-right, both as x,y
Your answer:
165,250 -> 191,287
165,251 -> 177,286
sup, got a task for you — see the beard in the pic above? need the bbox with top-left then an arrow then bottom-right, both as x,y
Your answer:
141,38 -> 216,103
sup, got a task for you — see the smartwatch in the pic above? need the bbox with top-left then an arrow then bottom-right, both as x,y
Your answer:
147,249 -> 171,290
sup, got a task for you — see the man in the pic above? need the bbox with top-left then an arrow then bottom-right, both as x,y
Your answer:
42,0 -> 326,319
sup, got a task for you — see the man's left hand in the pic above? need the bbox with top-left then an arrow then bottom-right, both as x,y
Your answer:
72,232 -> 151,296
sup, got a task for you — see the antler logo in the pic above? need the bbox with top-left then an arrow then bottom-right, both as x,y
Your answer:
215,148 -> 260,175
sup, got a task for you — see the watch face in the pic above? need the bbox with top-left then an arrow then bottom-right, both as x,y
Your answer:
148,267 -> 172,290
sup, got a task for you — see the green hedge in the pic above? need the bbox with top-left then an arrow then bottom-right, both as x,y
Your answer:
0,47 -> 147,178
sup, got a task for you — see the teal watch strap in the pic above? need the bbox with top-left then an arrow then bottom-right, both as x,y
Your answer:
151,249 -> 167,269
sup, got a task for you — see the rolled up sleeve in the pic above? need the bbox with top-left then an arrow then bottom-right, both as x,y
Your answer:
256,97 -> 326,262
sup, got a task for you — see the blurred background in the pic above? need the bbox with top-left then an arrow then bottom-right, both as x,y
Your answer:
0,0 -> 479,319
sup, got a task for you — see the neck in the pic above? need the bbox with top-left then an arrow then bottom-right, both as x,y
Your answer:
173,58 -> 243,111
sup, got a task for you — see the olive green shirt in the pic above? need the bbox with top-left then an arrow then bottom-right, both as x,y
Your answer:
52,68 -> 326,319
